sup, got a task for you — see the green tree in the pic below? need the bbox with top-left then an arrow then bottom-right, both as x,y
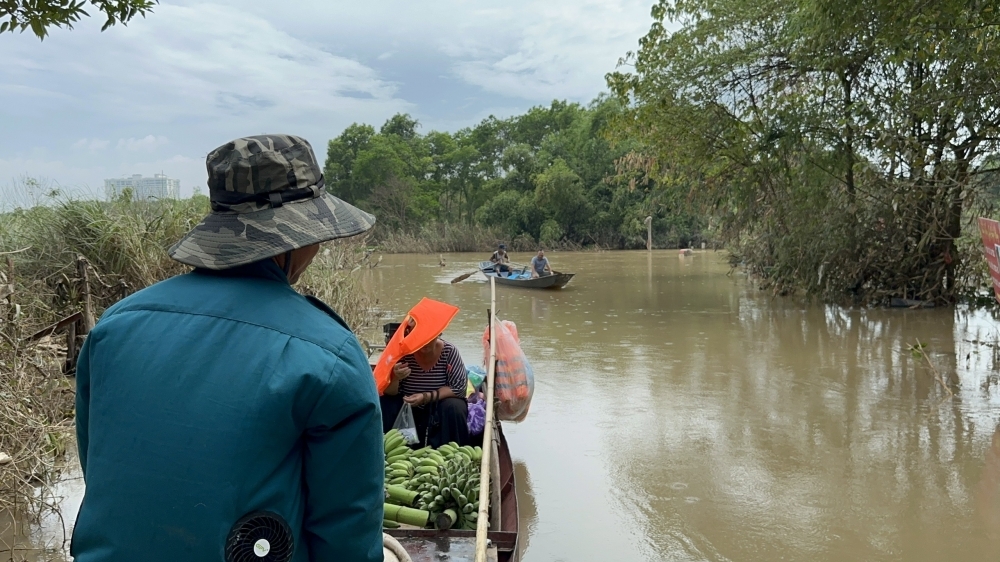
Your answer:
324,123 -> 375,204
322,97 -> 712,248
1,0 -> 156,39
475,190 -> 524,234
381,113 -> 420,141
534,158 -> 593,239
608,0 -> 1000,304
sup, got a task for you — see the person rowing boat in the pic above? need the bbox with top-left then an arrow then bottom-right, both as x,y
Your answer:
490,243 -> 511,274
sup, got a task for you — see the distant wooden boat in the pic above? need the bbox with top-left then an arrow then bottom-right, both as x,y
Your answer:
478,261 -> 574,289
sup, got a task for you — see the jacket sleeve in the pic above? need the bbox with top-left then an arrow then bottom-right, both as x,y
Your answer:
301,338 -> 385,562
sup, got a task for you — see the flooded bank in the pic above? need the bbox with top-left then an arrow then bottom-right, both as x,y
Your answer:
371,250 -> 1000,561
1,446 -> 82,562
10,249 -> 1000,561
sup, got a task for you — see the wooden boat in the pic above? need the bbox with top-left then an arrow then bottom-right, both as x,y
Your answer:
478,261 -> 574,289
370,319 -> 520,562
383,422 -> 519,562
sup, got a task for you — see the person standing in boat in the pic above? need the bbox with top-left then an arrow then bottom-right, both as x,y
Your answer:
380,315 -> 470,448
490,243 -> 510,274
530,249 -> 553,278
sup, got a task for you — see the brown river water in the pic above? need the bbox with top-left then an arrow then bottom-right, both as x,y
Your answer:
7,249 -> 1000,561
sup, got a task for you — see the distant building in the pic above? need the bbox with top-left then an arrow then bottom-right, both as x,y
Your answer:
104,174 -> 180,201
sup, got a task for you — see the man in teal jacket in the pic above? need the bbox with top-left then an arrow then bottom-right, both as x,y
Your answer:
72,135 -> 383,561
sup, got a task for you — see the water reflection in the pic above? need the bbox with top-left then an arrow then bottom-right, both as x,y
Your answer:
513,461 -> 537,560
600,264 -> 1000,561
1,448 -> 82,562
529,296 -> 549,322
978,424 -> 1000,543
647,251 -> 652,295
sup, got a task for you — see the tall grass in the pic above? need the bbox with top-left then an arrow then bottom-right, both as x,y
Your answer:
0,196 -> 209,326
298,240 -> 385,346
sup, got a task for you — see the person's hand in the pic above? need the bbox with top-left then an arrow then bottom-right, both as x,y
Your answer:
392,363 -> 411,381
403,392 -> 430,406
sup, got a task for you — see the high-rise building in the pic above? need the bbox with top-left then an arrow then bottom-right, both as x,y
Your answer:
104,174 -> 180,201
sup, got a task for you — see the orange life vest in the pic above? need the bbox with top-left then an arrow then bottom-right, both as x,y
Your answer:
482,319 -> 533,421
373,297 -> 460,395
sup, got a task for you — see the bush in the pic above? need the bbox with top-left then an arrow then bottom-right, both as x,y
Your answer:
539,219 -> 564,246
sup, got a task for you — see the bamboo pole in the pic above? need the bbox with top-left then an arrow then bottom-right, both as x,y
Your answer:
475,276 -> 498,562
488,431 -> 501,531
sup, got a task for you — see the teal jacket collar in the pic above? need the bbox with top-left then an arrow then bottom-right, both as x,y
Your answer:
192,258 -> 350,331
192,258 -> 289,284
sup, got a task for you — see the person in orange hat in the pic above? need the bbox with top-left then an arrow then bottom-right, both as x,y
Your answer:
381,319 -> 471,448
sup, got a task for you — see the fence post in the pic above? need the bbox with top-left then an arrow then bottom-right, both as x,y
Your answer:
77,256 -> 95,334
64,320 -> 78,375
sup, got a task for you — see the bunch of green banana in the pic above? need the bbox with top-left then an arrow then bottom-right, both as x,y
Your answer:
442,442 -> 483,463
410,443 -> 485,531
384,429 -> 411,462
381,436 -> 488,530
383,430 -> 415,490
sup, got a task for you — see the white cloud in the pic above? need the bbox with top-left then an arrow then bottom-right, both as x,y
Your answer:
155,0 -> 653,104
117,135 -> 169,152
0,3 -> 410,134
0,0 -> 655,196
73,138 -> 110,151
437,1 -> 653,100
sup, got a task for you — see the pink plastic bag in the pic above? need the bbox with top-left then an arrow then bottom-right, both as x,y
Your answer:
482,319 -> 534,421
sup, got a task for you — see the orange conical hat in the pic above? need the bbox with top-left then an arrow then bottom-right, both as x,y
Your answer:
373,297 -> 460,395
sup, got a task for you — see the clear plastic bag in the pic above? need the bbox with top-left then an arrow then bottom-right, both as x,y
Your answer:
467,364 -> 486,390
482,319 -> 534,422
392,403 -> 419,445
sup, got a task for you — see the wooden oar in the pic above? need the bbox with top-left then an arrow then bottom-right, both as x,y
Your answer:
450,270 -> 479,284
475,277 -> 498,562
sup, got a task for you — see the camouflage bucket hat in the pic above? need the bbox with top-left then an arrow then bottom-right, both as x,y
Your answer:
168,134 -> 375,270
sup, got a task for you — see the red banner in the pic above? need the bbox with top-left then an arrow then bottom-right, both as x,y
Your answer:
979,217 -> 1000,304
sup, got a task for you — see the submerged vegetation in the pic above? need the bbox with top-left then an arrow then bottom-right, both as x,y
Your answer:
607,0 -> 1000,305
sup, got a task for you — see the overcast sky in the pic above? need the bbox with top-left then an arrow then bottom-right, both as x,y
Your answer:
0,0 -> 655,203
